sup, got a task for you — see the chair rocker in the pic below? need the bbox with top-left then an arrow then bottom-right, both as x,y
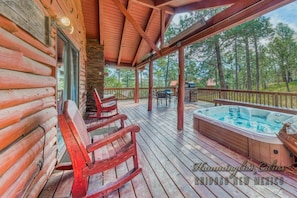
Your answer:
89,88 -> 119,119
57,100 -> 142,198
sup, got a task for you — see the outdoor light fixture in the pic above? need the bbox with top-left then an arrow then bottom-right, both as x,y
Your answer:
52,16 -> 74,34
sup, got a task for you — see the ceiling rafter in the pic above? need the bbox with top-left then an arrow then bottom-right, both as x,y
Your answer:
117,1 -> 132,66
132,9 -> 157,66
160,8 -> 166,48
132,0 -> 174,14
163,6 -> 174,15
133,11 -> 173,66
131,0 -> 155,9
157,13 -> 173,47
98,0 -> 104,44
155,0 -> 175,7
105,60 -> 134,68
112,0 -> 161,56
174,0 -> 239,13
136,0 -> 294,68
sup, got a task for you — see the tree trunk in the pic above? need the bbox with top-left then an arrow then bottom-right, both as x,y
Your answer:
234,39 -> 239,89
165,55 -> 169,86
215,39 -> 226,89
285,70 -> 290,92
118,70 -> 121,84
245,37 -> 252,90
254,36 -> 260,90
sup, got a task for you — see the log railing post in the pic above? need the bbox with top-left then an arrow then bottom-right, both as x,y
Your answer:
148,61 -> 153,111
177,46 -> 184,130
134,69 -> 139,103
275,93 -> 279,107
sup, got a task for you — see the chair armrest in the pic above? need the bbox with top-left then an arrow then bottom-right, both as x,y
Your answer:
102,94 -> 116,100
86,125 -> 140,152
101,100 -> 117,108
87,114 -> 127,132
101,97 -> 118,103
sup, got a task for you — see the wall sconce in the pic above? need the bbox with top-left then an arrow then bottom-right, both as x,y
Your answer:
52,16 -> 74,34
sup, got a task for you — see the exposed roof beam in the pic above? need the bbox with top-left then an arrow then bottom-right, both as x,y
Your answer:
112,0 -> 161,56
158,13 -> 174,47
155,0 -> 175,7
105,60 -> 134,69
132,9 -> 157,66
160,9 -> 166,48
98,0 -> 104,45
163,6 -> 174,15
117,1 -> 132,65
136,0 -> 294,68
131,0 -> 155,9
133,10 -> 173,66
132,0 -> 174,14
175,0 -> 240,13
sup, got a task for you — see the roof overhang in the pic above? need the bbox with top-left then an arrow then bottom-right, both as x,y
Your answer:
80,0 -> 294,69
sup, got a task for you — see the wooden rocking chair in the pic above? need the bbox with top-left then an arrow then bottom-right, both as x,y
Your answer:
89,88 -> 119,119
57,100 -> 142,197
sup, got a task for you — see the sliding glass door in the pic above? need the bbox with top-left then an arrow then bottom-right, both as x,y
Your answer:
57,32 -> 79,106
56,30 -> 79,159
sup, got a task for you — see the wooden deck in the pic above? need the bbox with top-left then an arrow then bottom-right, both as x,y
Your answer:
39,99 -> 297,198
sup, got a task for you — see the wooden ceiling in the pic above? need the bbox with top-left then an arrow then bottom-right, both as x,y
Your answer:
81,0 -> 294,69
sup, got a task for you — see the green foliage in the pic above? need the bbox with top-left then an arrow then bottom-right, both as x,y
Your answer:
104,68 -> 135,88
168,11 -> 297,92
261,81 -> 297,92
106,8 -> 297,93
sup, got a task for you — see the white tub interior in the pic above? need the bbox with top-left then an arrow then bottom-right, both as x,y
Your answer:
193,105 -> 293,144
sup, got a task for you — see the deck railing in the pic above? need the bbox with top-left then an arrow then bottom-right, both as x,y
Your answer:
198,88 -> 297,109
104,87 -> 176,100
104,87 -> 297,109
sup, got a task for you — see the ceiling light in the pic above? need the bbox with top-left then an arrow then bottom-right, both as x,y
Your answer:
52,16 -> 74,34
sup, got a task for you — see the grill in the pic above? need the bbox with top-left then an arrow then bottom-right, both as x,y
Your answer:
185,82 -> 196,88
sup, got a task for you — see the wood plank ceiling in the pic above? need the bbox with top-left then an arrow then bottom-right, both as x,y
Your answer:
81,0 -> 294,69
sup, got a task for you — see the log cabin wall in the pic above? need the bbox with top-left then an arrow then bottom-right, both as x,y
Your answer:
0,0 -> 87,197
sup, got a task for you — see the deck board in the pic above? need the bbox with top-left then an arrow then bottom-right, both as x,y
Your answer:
40,99 -> 297,198
122,101 -> 247,197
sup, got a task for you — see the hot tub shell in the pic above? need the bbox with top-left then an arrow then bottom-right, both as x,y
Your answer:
193,106 -> 295,167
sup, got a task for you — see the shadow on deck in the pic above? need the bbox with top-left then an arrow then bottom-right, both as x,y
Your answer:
39,99 -> 297,198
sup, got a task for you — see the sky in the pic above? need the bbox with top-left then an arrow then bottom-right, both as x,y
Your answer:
264,1 -> 297,31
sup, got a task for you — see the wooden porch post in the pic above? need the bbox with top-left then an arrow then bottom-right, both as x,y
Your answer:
177,46 -> 185,130
134,69 -> 139,103
148,61 -> 153,111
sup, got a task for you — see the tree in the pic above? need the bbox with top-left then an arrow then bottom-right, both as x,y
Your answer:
268,23 -> 297,92
249,17 -> 273,90
104,68 -> 122,88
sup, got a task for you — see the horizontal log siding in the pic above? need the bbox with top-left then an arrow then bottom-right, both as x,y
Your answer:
38,0 -> 88,116
0,17 -> 57,198
0,0 -> 87,196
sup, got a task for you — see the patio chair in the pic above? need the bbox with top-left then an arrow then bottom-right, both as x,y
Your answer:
57,100 -> 142,198
89,88 -> 119,119
156,91 -> 170,106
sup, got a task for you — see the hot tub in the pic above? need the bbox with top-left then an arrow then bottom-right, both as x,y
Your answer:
193,105 -> 295,166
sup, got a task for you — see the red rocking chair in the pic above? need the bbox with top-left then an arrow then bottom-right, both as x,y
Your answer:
89,88 -> 119,119
57,100 -> 142,197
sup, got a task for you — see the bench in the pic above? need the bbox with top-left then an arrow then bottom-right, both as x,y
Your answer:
214,98 -> 297,114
